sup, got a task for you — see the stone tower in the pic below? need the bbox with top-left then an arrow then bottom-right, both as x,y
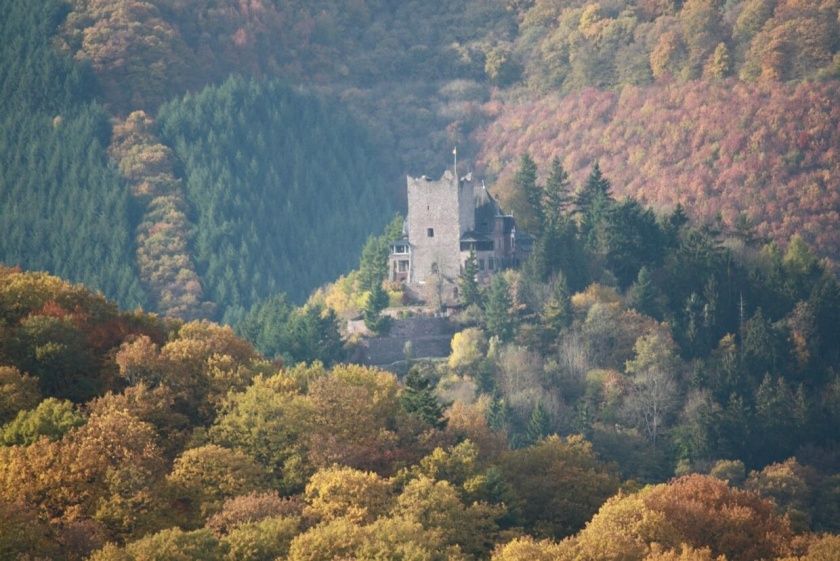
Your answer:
405,169 -> 475,286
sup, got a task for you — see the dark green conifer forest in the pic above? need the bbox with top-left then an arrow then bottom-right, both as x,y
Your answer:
156,78 -> 392,322
1,0 -> 840,559
0,0 -> 146,309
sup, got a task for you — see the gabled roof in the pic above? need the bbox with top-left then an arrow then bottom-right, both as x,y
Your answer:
460,230 -> 492,243
474,181 -> 501,235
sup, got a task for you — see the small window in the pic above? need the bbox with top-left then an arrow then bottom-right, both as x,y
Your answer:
431,262 -> 439,274
427,228 -> 434,238
478,259 -> 485,271
488,258 -> 494,270
394,244 -> 408,254
398,260 -> 409,272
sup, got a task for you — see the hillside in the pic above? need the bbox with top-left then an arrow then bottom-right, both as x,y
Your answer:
1,0 -> 839,320
0,0 -> 394,321
475,80 -> 840,260
155,78 -> 393,322
0,0 -> 147,310
1,234 -> 838,558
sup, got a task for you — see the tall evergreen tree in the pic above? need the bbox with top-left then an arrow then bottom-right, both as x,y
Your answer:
459,250 -> 482,307
285,304 -> 344,366
542,274 -> 572,338
525,402 -> 551,445
542,156 -> 572,227
363,282 -> 390,334
400,368 -> 446,430
576,163 -> 616,259
628,266 -> 658,318
603,200 -> 666,288
485,274 -> 515,342
359,235 -> 389,294
575,161 -> 612,217
514,153 -> 543,235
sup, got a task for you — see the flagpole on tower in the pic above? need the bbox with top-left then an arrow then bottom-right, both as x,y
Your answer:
453,146 -> 458,180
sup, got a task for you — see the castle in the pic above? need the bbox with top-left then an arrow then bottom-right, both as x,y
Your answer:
388,169 -> 532,304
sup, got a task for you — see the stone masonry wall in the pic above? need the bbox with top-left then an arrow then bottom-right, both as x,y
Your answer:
407,170 -> 473,286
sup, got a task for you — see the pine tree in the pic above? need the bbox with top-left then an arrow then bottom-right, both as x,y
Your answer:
525,402 -> 551,445
542,274 -> 572,337
514,153 -> 543,234
486,396 -> 509,432
669,204 -> 689,230
575,161 -> 612,217
542,156 -> 572,227
358,234 -> 389,293
364,282 -> 390,334
485,274 -> 514,342
628,266 -> 657,318
400,368 -> 446,429
459,250 -> 482,307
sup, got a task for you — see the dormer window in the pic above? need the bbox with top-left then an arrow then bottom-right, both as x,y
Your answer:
394,244 -> 408,254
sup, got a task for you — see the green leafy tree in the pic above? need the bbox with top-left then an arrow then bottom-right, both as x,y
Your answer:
89,527 -> 223,561
500,435 -> 620,538
1,398 -> 85,446
0,366 -> 40,424
221,516 -> 300,561
209,373 -> 315,492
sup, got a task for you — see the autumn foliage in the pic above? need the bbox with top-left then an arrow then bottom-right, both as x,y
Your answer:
476,80 -> 840,262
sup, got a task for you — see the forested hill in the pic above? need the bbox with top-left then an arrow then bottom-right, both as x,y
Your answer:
0,0 -> 147,310
0,0 -> 393,320
1,0 -> 839,321
156,78 -> 392,322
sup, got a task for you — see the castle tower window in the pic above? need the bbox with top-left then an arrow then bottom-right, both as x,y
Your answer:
427,228 -> 434,237
431,262 -> 439,273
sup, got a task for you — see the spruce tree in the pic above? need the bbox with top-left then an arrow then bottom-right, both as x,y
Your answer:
575,162 -> 611,214
543,156 -> 572,227
542,274 -> 572,338
485,274 -> 514,341
628,266 -> 657,318
400,368 -> 446,429
525,402 -> 551,445
364,282 -> 390,334
359,235 -> 389,293
459,250 -> 482,307
486,396 -> 509,431
514,153 -> 543,234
